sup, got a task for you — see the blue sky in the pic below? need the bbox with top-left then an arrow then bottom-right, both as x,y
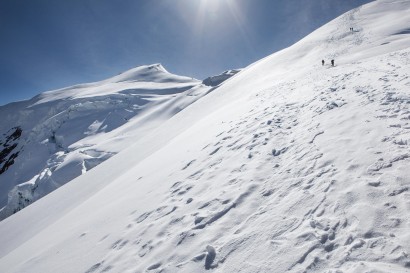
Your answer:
0,0 -> 371,106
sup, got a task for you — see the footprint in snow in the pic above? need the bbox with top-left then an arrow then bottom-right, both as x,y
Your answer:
272,147 -> 288,156
204,245 -> 216,270
147,262 -> 161,271
182,159 -> 196,170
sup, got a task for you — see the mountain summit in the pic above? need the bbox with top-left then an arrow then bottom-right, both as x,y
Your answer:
108,64 -> 193,83
0,64 -> 212,220
0,1 -> 410,272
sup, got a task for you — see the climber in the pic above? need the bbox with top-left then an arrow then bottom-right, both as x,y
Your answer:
331,59 -> 335,66
322,60 -> 325,66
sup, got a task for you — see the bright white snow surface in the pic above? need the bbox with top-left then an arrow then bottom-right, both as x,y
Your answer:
1,1 -> 410,272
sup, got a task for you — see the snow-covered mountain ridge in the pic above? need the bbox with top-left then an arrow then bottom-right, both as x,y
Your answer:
0,64 -> 221,220
0,1 -> 410,272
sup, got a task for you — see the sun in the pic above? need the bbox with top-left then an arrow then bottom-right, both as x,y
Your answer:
190,0 -> 251,50
200,0 -> 220,5
199,0 -> 221,12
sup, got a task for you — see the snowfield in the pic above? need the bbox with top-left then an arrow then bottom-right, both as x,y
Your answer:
1,0 -> 410,272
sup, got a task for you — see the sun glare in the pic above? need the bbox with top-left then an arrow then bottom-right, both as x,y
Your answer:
195,0 -> 241,28
189,0 -> 253,54
200,0 -> 220,7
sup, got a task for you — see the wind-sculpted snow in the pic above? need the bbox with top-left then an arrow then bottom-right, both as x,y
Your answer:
0,1 -> 410,272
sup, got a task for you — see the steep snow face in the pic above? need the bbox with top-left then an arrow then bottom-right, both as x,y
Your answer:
0,64 -> 213,220
1,1 -> 410,273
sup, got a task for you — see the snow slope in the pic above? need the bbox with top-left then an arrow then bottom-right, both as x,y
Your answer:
1,0 -> 410,272
0,64 -> 214,220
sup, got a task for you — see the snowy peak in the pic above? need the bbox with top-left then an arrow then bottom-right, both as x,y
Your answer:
31,64 -> 200,105
0,63 -> 212,220
108,63 -> 197,84
0,59 -> 246,221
